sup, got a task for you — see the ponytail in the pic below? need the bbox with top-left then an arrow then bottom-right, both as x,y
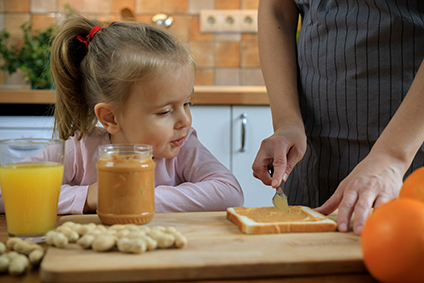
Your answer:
50,16 -> 102,140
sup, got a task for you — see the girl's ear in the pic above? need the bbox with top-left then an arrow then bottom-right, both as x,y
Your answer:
94,103 -> 121,135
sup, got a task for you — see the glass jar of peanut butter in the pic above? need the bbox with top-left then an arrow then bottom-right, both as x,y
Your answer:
96,144 -> 155,225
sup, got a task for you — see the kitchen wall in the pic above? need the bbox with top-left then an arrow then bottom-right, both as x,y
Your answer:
0,0 -> 264,87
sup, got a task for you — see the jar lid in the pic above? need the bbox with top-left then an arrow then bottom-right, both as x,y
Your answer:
98,144 -> 153,160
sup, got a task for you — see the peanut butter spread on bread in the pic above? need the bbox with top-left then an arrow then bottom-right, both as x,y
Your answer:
234,206 -> 321,223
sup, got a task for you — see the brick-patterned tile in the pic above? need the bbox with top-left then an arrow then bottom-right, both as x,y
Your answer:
168,14 -> 189,41
241,68 -> 264,85
215,41 -> 239,67
57,0 -> 82,12
82,0 -> 111,14
5,0 -> 30,12
30,0 -> 56,13
241,0 -> 259,9
241,40 -> 260,67
189,15 -> 214,41
216,0 -> 239,10
135,0 -> 161,14
163,0 -> 187,13
194,68 -> 214,85
190,41 -> 214,67
188,0 -> 214,14
215,68 -> 240,85
32,14 -> 56,31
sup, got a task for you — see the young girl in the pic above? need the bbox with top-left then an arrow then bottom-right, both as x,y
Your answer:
46,15 -> 243,214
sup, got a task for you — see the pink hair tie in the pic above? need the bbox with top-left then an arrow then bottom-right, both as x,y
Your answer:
76,26 -> 102,48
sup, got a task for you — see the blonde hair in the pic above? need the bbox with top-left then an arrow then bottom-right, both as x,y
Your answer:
50,15 -> 195,140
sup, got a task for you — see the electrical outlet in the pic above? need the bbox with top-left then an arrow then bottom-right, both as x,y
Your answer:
200,10 -> 221,32
240,10 -> 257,32
220,11 -> 241,32
200,10 -> 257,33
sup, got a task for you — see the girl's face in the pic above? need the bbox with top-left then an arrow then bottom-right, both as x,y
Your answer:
112,64 -> 195,159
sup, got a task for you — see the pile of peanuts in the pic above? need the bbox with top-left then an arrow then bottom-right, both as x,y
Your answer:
45,221 -> 188,254
0,238 -> 45,276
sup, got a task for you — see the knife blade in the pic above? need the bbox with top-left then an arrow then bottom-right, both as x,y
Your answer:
272,186 -> 289,212
268,166 -> 289,212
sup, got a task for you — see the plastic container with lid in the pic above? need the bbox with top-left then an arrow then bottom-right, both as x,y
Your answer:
96,144 -> 155,225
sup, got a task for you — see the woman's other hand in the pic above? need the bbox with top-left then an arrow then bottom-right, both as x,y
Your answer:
315,155 -> 402,236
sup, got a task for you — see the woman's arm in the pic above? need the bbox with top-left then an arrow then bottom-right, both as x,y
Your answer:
252,0 -> 306,188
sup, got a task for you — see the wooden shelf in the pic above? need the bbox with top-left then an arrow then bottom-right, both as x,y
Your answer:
0,89 -> 56,104
192,86 -> 268,105
0,86 -> 269,105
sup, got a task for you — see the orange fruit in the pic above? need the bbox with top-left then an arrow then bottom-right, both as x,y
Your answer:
361,198 -> 424,283
399,167 -> 424,202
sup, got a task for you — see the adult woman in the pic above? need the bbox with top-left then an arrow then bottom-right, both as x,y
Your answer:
252,0 -> 424,235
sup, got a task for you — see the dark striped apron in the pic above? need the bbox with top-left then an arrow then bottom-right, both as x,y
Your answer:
284,0 -> 424,207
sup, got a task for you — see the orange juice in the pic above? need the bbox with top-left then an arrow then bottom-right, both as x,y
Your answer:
0,162 -> 64,235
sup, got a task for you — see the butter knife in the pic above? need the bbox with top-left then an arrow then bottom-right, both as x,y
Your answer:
272,186 -> 289,212
268,166 -> 289,212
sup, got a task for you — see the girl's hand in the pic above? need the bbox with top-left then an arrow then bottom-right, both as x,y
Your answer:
315,156 -> 402,235
84,182 -> 98,213
252,127 -> 307,188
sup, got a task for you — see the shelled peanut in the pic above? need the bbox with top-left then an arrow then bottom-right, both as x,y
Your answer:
0,238 -> 45,276
45,222 -> 188,254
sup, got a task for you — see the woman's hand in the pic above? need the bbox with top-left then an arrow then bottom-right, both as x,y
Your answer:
317,59 -> 424,235
315,155 -> 402,235
84,182 -> 98,213
252,127 -> 307,188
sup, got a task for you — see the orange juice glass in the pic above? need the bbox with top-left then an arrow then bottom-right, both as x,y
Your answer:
0,139 -> 65,243
97,144 -> 155,225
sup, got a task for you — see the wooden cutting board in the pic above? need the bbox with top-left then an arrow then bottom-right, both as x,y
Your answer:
40,211 -> 365,282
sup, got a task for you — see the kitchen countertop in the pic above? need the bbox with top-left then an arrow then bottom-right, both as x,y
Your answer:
0,86 -> 270,105
0,214 -> 378,283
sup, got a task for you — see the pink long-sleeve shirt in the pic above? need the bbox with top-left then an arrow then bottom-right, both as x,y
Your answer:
0,127 -> 244,214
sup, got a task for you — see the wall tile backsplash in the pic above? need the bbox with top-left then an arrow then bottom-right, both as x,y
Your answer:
0,0 -> 264,86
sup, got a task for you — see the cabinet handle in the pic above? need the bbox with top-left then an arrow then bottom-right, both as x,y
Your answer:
240,113 -> 247,152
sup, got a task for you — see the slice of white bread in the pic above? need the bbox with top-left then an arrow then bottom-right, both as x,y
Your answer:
227,206 -> 337,234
